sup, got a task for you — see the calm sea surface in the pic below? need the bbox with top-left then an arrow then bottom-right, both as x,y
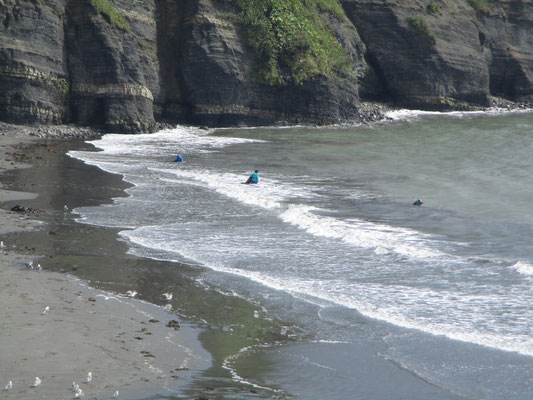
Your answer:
69,110 -> 533,399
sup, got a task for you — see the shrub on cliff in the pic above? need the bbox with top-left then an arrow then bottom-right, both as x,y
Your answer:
235,0 -> 352,86
90,0 -> 130,31
407,16 -> 436,46
466,0 -> 490,14
427,1 -> 441,13
45,76 -> 69,94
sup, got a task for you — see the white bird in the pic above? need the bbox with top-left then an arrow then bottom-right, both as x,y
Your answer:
26,260 -> 34,270
126,290 -> 137,298
64,205 -> 69,211
4,381 -> 13,390
84,372 -> 92,383
36,263 -> 42,271
112,390 -> 119,398
41,306 -> 50,315
1,241 -> 5,248
31,377 -> 41,387
74,388 -> 84,398
72,381 -> 78,391
161,292 -> 173,301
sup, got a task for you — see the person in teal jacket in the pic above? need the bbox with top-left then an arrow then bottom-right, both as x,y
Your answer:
244,170 -> 259,184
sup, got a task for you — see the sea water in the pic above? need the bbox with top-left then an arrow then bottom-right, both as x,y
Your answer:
69,110 -> 533,399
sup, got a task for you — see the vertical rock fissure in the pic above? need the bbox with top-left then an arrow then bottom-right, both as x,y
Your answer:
154,0 -> 190,123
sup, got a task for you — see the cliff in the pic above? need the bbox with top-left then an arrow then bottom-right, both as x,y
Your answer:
0,0 -> 532,133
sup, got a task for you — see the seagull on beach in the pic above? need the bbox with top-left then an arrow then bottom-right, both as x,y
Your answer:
161,292 -> 173,301
26,260 -> 34,270
4,381 -> 13,390
31,377 -> 41,387
126,290 -> 137,298
64,205 -> 69,211
112,390 -> 119,398
74,387 -> 84,398
41,306 -> 50,315
1,241 -> 5,248
72,381 -> 79,391
84,372 -> 92,383
36,263 -> 42,271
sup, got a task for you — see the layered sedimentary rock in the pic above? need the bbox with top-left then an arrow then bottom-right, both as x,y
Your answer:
66,0 -> 159,132
0,0 -> 532,132
343,0 -> 533,109
0,0 -> 68,124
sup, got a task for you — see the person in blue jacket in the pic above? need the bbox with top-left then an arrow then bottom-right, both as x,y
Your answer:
173,154 -> 183,162
244,170 -> 259,184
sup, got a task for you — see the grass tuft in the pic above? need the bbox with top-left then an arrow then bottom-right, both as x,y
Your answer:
407,15 -> 436,46
466,0 -> 490,14
90,0 -> 130,31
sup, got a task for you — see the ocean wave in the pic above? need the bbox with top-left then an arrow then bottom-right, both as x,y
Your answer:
385,107 -> 533,122
511,260 -> 533,276
280,204 -> 445,260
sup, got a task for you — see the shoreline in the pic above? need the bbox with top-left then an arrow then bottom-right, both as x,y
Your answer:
2,106 -> 532,400
0,124 -> 210,400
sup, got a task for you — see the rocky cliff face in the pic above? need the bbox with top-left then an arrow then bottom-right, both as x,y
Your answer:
0,0 -> 532,133
343,0 -> 533,110
0,0 -> 68,124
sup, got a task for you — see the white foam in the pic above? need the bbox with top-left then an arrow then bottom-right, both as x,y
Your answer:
154,167 -> 315,210
511,260 -> 533,276
154,167 -> 444,261
385,107 -> 533,122
280,204 -> 444,260
69,126 -> 265,167
119,218 -> 533,358
221,345 -> 284,393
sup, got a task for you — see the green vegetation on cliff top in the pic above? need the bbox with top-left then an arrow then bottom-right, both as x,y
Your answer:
235,0 -> 352,86
90,0 -> 130,31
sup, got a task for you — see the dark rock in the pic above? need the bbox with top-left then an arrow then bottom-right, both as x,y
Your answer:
10,205 -> 43,214
10,205 -> 28,212
166,320 -> 180,329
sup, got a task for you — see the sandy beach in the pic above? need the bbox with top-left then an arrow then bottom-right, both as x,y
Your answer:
0,124 -> 209,400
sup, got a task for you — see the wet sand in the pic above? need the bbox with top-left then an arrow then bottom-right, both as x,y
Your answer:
0,124 -> 209,400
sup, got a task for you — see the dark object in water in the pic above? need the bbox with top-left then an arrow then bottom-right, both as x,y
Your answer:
413,199 -> 423,206
11,204 -> 29,212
